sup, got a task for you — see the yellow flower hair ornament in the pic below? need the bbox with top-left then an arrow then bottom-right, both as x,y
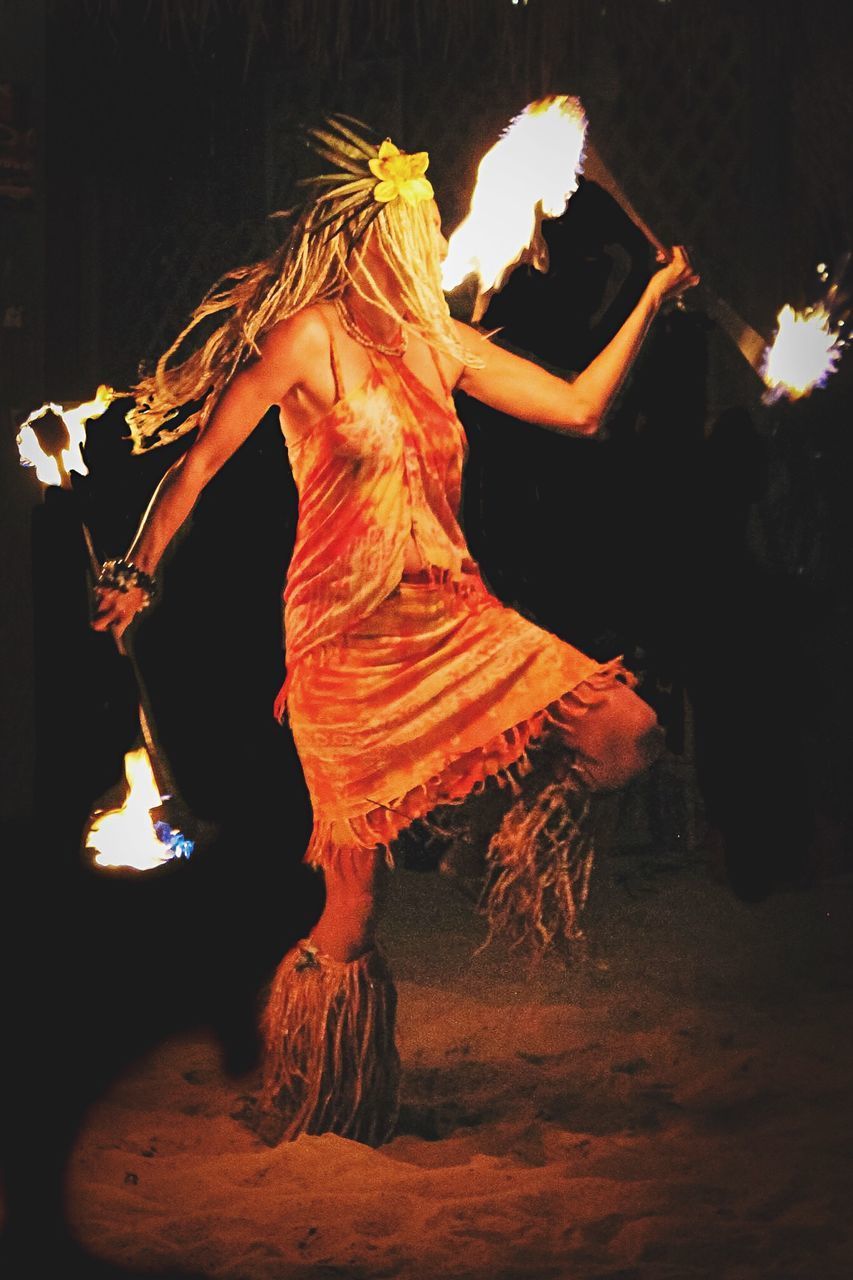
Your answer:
301,118 -> 434,242
369,139 -> 434,205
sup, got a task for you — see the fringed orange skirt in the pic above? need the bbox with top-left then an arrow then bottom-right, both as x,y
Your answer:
286,569 -> 633,872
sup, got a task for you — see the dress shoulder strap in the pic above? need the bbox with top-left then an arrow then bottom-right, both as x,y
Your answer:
427,343 -> 453,400
320,304 -> 345,402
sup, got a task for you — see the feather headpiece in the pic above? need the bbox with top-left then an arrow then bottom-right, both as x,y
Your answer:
301,114 -> 434,244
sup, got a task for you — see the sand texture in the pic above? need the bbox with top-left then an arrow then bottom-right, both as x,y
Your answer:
54,844 -> 853,1280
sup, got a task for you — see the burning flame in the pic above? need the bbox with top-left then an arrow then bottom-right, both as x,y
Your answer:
16,384 -> 114,485
86,747 -> 194,871
442,95 -> 588,296
761,304 -> 845,402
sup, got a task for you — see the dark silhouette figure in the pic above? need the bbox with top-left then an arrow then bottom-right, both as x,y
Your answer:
459,178 -> 819,897
682,406 -> 816,898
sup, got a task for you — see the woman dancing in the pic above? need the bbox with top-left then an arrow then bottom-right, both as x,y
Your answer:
93,119 -> 698,1146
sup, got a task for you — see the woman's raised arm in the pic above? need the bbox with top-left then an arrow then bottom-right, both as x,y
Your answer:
453,246 -> 699,437
93,311 -> 326,637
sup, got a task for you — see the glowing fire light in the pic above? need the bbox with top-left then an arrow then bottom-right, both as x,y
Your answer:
761,304 -> 846,402
442,95 -> 587,297
16,384 -> 114,486
87,747 -> 194,871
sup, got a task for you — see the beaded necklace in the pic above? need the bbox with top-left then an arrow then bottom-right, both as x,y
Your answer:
334,297 -> 408,358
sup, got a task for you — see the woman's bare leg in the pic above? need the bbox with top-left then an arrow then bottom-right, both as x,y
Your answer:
565,681 -> 665,793
477,682 -> 665,957
311,848 -> 388,961
249,844 -> 398,1146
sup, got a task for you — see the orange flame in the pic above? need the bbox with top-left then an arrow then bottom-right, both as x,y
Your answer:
761,304 -> 845,401
16,384 -> 114,485
87,747 -> 177,871
442,95 -> 587,297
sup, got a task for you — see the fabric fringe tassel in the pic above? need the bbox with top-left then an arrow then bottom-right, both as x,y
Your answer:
302,658 -> 632,879
245,940 -> 400,1147
479,767 -> 596,962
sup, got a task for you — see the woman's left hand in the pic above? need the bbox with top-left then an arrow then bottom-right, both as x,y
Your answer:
92,584 -> 149,638
649,245 -> 700,308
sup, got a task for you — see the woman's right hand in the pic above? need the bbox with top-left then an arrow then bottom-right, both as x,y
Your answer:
649,244 -> 700,308
92,586 -> 149,639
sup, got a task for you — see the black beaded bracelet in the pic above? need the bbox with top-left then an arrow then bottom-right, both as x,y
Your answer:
98,558 -> 158,603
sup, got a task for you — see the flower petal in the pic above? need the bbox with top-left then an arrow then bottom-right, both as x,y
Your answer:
408,151 -> 430,177
368,157 -> 386,180
387,156 -> 415,182
398,176 -> 434,204
373,179 -> 398,203
377,139 -> 400,160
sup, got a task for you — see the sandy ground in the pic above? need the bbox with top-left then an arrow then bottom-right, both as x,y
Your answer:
56,834 -> 853,1280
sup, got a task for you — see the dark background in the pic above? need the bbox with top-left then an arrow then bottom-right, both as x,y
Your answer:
1,1 -> 852,1269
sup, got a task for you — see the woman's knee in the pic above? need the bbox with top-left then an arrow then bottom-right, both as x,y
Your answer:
634,716 -> 666,773
573,689 -> 664,793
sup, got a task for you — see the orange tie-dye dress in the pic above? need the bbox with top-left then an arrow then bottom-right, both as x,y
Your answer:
279,340 -> 629,872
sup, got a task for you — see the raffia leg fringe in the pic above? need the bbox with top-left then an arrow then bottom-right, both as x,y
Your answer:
243,940 -> 400,1147
478,769 -> 596,962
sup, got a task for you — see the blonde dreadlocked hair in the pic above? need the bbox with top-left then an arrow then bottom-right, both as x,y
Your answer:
127,116 -> 475,452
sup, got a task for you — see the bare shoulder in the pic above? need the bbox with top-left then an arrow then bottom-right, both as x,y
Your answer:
451,318 -> 489,354
259,305 -> 331,370
436,319 -> 487,391
449,318 -> 505,392
234,305 -> 333,404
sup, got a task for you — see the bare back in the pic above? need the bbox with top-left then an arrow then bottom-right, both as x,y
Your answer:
277,302 -> 457,445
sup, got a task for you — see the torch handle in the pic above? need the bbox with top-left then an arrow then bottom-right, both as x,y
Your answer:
584,143 -> 767,378
83,519 -> 136,664
83,519 -> 183,803
697,289 -> 767,374
583,144 -> 669,257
